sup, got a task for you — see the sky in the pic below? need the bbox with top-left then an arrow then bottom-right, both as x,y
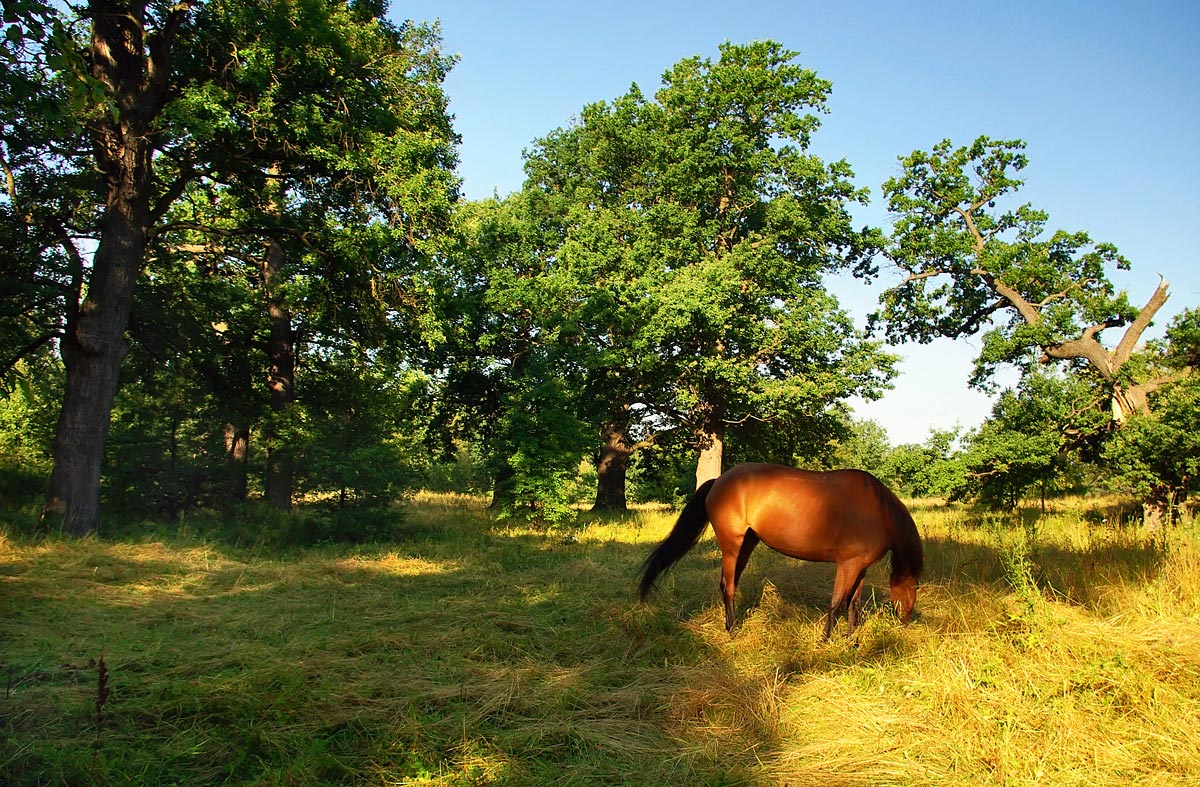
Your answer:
392,0 -> 1200,445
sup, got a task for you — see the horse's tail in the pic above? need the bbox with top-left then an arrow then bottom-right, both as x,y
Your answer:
882,484 -> 924,584
638,479 -> 717,601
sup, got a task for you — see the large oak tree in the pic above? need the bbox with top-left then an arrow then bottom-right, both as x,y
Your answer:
871,137 -> 1182,423
873,136 -> 1194,524
520,42 -> 895,500
11,0 -> 456,533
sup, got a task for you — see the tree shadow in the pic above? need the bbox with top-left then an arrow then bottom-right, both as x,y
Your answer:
0,500 -> 1179,786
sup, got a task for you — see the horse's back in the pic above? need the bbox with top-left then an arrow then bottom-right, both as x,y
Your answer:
706,463 -> 895,562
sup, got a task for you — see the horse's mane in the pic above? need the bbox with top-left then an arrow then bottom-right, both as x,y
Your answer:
868,474 -> 924,582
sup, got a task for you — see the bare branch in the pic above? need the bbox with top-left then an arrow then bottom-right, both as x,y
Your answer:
2,333 -> 61,376
899,269 -> 945,285
1112,276 -> 1170,367
1032,278 -> 1097,308
944,297 -> 1007,336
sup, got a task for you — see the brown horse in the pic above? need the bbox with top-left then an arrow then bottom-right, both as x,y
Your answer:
638,462 -> 924,638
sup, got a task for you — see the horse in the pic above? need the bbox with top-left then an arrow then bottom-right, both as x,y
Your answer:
638,462 -> 924,638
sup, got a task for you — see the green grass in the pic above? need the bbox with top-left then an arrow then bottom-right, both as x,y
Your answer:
2,493 -> 1199,785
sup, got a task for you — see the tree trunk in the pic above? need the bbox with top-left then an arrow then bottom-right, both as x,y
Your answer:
44,299 -> 134,535
1142,500 -> 1166,533
489,463 -> 516,510
262,236 -> 295,511
694,404 -> 726,489
41,0 -> 189,535
1142,486 -> 1181,533
592,420 -> 631,512
224,422 -> 250,500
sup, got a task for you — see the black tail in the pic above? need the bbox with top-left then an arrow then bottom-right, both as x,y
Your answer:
638,479 -> 716,601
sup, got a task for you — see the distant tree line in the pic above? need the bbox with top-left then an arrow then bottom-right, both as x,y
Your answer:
1,1 -> 1194,538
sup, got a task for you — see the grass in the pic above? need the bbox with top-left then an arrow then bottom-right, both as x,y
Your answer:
2,493 -> 1198,785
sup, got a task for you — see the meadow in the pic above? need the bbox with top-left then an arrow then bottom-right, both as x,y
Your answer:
2,494 -> 1199,786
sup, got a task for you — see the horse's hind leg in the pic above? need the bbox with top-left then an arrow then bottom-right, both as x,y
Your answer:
718,531 -> 759,634
719,552 -> 738,633
734,530 -> 759,587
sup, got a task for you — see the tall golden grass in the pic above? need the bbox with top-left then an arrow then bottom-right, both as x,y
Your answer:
1,494 -> 1197,785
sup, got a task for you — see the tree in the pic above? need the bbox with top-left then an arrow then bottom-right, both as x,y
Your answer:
824,417 -> 892,479
1102,309 -> 1200,529
0,4 -> 89,389
15,0 -> 456,532
5,0 -> 197,535
157,0 -> 457,510
520,86 -> 675,511
428,195 -> 594,521
871,137 -> 1183,424
883,429 -> 965,499
958,369 -> 1104,511
520,42 -> 895,504
648,42 -> 894,487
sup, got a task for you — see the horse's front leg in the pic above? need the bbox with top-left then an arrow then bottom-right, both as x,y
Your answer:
825,561 -> 868,640
846,580 -> 866,636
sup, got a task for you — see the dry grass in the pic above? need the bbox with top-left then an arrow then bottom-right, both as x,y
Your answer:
2,496 -> 1198,785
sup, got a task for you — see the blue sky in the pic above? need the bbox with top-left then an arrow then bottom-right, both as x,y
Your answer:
393,1 -> 1200,445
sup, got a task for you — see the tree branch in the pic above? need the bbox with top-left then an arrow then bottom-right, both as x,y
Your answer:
2,333 -> 61,376
944,297 -> 1007,336
1112,276 -> 1170,368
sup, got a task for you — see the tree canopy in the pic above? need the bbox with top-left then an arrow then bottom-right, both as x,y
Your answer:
2,20 -> 1195,534
871,136 -> 1195,521
514,41 -> 896,500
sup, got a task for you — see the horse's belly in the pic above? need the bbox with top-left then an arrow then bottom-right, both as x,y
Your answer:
755,517 -> 885,565
756,531 -> 840,563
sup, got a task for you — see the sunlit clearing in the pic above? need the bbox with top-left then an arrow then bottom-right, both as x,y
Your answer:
336,552 -> 458,577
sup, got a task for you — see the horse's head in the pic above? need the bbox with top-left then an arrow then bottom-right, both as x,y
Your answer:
889,574 -> 918,624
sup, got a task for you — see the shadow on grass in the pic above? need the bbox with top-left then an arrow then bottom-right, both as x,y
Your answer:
0,496 -> 1179,786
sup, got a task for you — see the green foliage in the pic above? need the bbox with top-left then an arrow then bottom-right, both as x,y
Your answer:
505,41 -> 897,501
494,376 -> 593,526
641,42 -> 895,447
430,42 -> 898,517
420,442 -> 490,494
883,429 -> 966,499
1108,310 -> 1200,521
0,356 -> 59,463
824,418 -> 893,478
873,136 -> 1134,388
0,5 -> 93,381
428,195 -> 595,517
1103,374 -> 1200,521
1164,307 -> 1200,369
3,0 -> 461,532
295,360 -> 424,508
958,370 -> 1103,510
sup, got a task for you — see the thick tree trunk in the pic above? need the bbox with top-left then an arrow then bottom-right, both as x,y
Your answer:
262,237 -> 295,511
592,420 -> 631,512
1142,501 -> 1165,533
489,463 -> 516,510
44,299 -> 133,535
41,0 -> 189,535
694,409 -> 726,489
1142,486 -> 1181,533
695,432 -> 724,489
